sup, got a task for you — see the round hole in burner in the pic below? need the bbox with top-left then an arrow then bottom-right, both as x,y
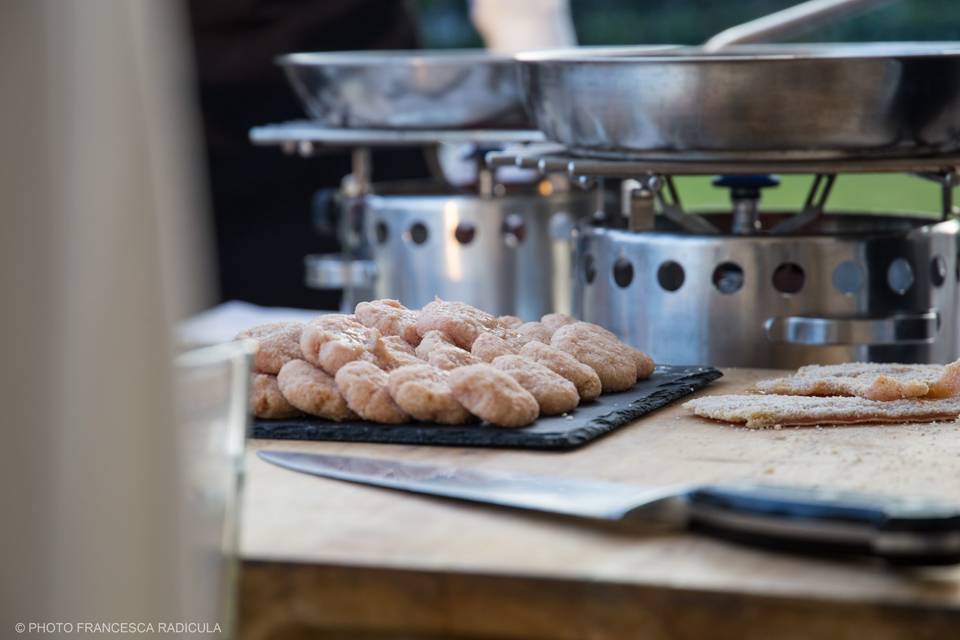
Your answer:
374,220 -> 389,245
657,261 -> 685,292
454,221 -> 476,245
612,258 -> 634,288
408,222 -> 429,245
887,258 -> 914,295
931,255 -> 947,287
832,260 -> 864,295
712,262 -> 744,294
583,253 -> 596,284
772,263 -> 805,294
502,214 -> 526,248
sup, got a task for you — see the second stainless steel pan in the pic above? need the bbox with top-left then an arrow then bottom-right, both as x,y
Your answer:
517,43 -> 960,160
279,50 -> 527,129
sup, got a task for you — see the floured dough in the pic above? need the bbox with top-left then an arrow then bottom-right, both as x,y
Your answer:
754,361 -> 960,401
685,393 -> 960,429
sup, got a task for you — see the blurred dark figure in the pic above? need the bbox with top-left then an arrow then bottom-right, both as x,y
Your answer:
188,0 -> 430,308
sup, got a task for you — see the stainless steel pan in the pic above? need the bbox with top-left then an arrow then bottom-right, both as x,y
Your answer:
516,43 -> 960,160
278,50 -> 527,129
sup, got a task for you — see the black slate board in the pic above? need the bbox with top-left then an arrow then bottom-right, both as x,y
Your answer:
252,364 -> 721,451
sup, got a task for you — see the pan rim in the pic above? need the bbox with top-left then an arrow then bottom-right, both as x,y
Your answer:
515,42 -> 960,64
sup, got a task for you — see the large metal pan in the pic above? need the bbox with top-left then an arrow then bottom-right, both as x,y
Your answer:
516,43 -> 960,160
278,50 -> 527,129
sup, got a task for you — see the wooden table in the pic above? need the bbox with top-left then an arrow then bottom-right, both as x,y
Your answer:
238,368 -> 960,639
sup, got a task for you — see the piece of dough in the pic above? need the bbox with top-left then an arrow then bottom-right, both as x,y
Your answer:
447,364 -> 539,427
685,393 -> 960,429
355,299 -> 420,346
754,361 -> 960,401
416,298 -> 506,349
334,360 -> 410,424
541,313 -> 576,334
426,344 -> 481,371
387,364 -> 472,425
236,322 -> 303,375
519,341 -> 602,401
277,359 -> 355,421
371,335 -> 422,371
498,315 -> 523,330
471,332 -> 518,363
415,330 -> 454,360
249,373 -> 302,419
300,314 -> 378,375
551,322 -> 637,392
515,321 -> 552,345
492,355 -> 579,415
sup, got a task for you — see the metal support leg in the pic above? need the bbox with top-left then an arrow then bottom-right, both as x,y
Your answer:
770,173 -> 835,234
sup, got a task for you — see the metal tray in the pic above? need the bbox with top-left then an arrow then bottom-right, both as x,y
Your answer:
279,49 -> 528,129
516,43 -> 960,160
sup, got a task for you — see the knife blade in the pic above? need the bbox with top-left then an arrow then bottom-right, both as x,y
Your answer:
258,450 -> 960,566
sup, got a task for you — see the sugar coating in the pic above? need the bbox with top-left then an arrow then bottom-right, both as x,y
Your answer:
516,321 -> 552,345
277,359 -> 355,421
492,355 -> 579,415
415,330 -> 454,360
371,335 -> 422,371
387,364 -> 472,424
300,314 -> 379,375
754,361 -> 960,401
249,373 -> 301,419
685,393 -> 960,429
447,364 -> 539,427
236,322 -> 303,375
551,322 -> 637,392
426,343 -> 481,371
355,299 -> 421,346
334,360 -> 410,424
519,341 -> 602,401
416,298 -> 505,349
541,313 -> 577,334
560,320 -> 653,381
498,315 -> 524,330
471,332 -> 518,363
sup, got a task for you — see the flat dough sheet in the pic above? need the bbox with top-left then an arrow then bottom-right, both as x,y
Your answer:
685,394 -> 960,429
753,361 -> 960,401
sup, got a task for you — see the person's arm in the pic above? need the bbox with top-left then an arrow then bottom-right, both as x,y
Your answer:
470,0 -> 576,51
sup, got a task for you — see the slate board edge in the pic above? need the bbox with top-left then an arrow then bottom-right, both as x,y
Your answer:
540,366 -> 724,450
251,366 -> 722,451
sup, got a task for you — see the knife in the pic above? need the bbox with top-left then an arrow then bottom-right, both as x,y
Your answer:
258,450 -> 960,566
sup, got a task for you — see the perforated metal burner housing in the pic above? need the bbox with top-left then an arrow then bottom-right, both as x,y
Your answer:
574,213 -> 960,368
361,183 -> 595,319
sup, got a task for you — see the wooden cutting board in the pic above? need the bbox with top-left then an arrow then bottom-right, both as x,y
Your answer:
239,367 -> 960,639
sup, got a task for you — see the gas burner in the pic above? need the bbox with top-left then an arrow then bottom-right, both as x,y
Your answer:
486,143 -> 960,368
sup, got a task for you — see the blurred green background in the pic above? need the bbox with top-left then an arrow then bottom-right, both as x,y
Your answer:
412,0 -> 960,216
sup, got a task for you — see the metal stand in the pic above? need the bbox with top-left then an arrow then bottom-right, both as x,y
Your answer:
486,145 -> 960,231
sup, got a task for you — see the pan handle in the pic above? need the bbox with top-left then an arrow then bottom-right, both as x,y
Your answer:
764,312 -> 939,346
304,254 -> 377,290
703,0 -> 895,51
